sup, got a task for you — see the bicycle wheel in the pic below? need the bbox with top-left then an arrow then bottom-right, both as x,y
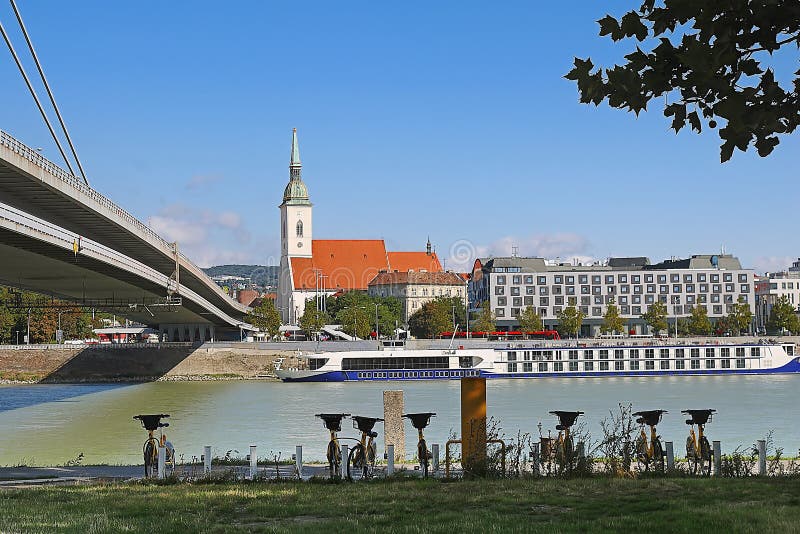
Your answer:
418,438 -> 429,478
327,440 -> 340,479
700,436 -> 712,476
143,440 -> 157,477
653,439 -> 665,473
365,442 -> 377,479
347,444 -> 364,481
635,435 -> 650,472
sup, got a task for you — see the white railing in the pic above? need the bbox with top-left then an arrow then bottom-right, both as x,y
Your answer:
0,129 -> 244,311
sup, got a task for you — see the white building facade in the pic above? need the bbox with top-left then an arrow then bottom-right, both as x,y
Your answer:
368,271 -> 467,323
470,255 -> 755,336
755,259 -> 800,331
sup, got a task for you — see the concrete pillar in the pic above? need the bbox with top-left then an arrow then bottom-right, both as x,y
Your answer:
387,444 -> 395,475
295,445 -> 303,478
757,439 -> 767,475
249,445 -> 257,479
158,446 -> 166,479
341,444 -> 349,477
204,445 -> 212,474
461,377 -> 487,476
713,441 -> 721,476
666,441 -> 675,471
383,390 -> 404,462
431,444 -> 440,472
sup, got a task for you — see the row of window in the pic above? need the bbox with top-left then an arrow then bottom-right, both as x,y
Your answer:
506,347 -> 760,361
497,293 -> 744,307
506,357 -> 747,373
496,303 -> 740,318
342,356 -> 450,370
495,272 -> 748,285
495,283 -> 749,296
355,370 -> 480,379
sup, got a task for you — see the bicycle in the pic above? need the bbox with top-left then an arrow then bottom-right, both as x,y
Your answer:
403,412 -> 436,478
633,409 -> 667,473
316,413 -> 350,479
133,414 -> 175,477
539,410 -> 583,474
683,409 -> 715,476
346,416 -> 384,481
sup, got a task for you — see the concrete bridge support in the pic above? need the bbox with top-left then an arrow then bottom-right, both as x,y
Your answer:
159,323 -> 215,343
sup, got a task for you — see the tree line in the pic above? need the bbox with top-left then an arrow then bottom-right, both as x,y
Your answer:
0,286 -> 104,344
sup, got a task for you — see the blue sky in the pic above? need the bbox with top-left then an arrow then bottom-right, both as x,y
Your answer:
1,1 -> 797,272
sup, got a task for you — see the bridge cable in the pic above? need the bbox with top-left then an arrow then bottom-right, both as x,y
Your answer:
9,0 -> 89,186
0,16 -> 76,177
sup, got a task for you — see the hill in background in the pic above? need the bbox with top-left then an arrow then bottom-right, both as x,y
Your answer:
202,265 -> 279,289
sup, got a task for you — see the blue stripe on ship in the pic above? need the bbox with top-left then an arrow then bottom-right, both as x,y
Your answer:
279,358 -> 800,382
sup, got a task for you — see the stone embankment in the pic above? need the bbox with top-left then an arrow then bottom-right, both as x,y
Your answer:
0,344 -> 302,383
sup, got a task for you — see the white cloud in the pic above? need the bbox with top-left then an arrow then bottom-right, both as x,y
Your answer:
445,233 -> 595,272
147,203 -> 263,267
751,256 -> 795,274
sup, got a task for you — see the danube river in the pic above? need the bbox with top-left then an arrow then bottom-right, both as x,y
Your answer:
0,375 -> 798,466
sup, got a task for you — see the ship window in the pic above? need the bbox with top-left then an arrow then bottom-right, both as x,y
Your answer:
721,359 -> 731,369
736,358 -> 746,368
660,359 -> 670,370
309,358 -> 329,370
630,349 -> 639,370
750,347 -> 760,358
675,359 -> 685,370
523,362 -> 533,372
691,359 -> 700,370
539,362 -> 548,372
554,362 -> 564,372
706,359 -> 716,369
507,363 -> 518,372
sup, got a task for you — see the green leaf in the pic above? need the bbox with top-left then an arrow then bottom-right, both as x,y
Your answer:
597,15 -> 620,38
687,111 -> 701,132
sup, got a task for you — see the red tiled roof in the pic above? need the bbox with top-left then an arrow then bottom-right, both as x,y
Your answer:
291,240 -> 444,291
291,240 -> 389,290
369,271 -> 465,286
387,251 -> 442,272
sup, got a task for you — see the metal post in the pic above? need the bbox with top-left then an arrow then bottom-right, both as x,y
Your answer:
249,445 -> 257,479
158,446 -> 166,479
341,444 -> 349,476
387,444 -> 395,475
431,444 -> 440,472
204,445 -> 212,474
577,441 -> 585,465
666,441 -> 675,471
758,439 -> 767,476
295,445 -> 303,479
531,442 -> 540,476
713,440 -> 721,476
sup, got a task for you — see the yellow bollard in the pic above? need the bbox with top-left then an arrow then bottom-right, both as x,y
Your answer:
461,377 -> 487,476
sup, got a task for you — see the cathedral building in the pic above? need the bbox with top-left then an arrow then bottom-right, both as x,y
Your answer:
278,129 -> 442,324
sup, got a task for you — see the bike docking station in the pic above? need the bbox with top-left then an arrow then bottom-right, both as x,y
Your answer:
445,377 -> 506,478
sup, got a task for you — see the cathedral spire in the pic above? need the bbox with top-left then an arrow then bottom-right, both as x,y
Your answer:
282,128 -> 311,205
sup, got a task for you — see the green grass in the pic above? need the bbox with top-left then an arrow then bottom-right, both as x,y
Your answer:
1,477 -> 799,532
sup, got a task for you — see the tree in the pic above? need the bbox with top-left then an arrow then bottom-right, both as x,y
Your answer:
565,1 -> 800,162
473,301 -> 496,333
517,306 -> 543,333
767,295 -> 798,334
557,306 -> 585,339
246,299 -> 282,339
686,305 -> 712,336
336,305 -> 372,339
727,301 -> 753,335
641,301 -> 667,335
299,299 -> 330,339
408,301 -> 451,339
600,297 -> 625,334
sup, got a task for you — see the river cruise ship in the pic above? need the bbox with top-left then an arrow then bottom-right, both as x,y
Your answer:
275,339 -> 800,382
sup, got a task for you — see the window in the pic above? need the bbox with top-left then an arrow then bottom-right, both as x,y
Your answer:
606,275 -> 614,284
632,305 -> 641,314
593,286 -> 602,294
554,275 -> 563,284
618,274 -> 628,283
632,275 -> 641,283
537,276 -> 547,285
724,273 -> 732,282
736,347 -> 746,368
645,348 -> 655,370
554,361 -> 564,372
511,307 -> 520,317
497,297 -> 506,306
540,286 -> 549,295
660,348 -> 670,369
581,285 -> 590,294
630,349 -> 639,370
750,347 -> 760,358
698,273 -> 707,282
523,362 -> 533,372
621,285 -> 630,293
673,284 -> 682,293
686,284 -> 695,293
721,348 -> 731,369
711,274 -> 719,283
599,349 -> 610,371
633,295 -> 641,304
658,275 -> 667,283
497,276 -> 506,285
566,276 -> 575,284
507,362 -> 517,372
647,285 -> 656,293
526,286 -> 535,295
555,296 -> 564,305
592,275 -> 601,284
495,308 -> 505,317
614,349 -> 624,370
645,295 -> 655,304
741,284 -> 750,293
579,275 -> 588,284
511,286 -> 520,296
675,348 -> 685,370
660,285 -> 669,294
512,275 -> 522,285
495,286 -> 505,295
725,283 -> 734,292
538,362 -> 548,372
619,296 -> 628,304
592,307 -> 602,316
540,297 -> 549,306
568,350 -> 578,371
566,286 -> 575,295
645,274 -> 654,283
691,348 -> 700,369
584,350 -> 594,371
594,296 -> 603,305
683,274 -> 693,283
296,220 -> 304,237
524,275 -> 534,284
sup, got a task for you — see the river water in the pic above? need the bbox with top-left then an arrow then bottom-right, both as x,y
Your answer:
0,375 -> 798,466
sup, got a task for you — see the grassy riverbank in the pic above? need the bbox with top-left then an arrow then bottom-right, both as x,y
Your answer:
2,477 -> 799,532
